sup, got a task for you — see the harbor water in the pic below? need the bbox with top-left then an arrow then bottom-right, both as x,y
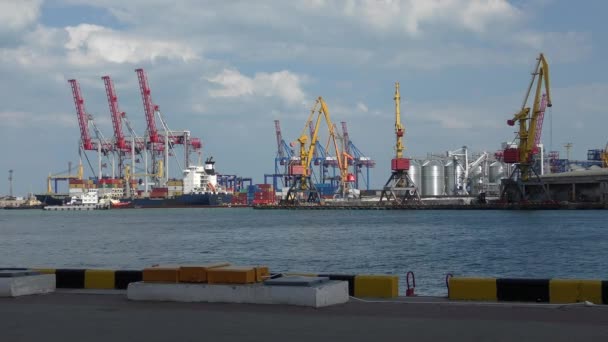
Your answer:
1,209 -> 607,295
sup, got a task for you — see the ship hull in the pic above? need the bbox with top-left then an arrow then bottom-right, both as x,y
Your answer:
129,193 -> 233,208
35,194 -> 70,206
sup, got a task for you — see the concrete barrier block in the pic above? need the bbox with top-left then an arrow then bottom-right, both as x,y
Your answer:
550,279 -> 602,304
178,263 -> 230,283
207,266 -> 258,284
127,280 -> 348,308
354,275 -> 399,298
0,274 -> 56,297
449,277 -> 497,301
143,267 -> 179,283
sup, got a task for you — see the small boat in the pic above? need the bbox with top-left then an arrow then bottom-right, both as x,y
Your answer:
44,189 -> 110,211
110,199 -> 132,209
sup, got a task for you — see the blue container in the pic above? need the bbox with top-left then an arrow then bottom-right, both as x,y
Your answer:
587,149 -> 602,161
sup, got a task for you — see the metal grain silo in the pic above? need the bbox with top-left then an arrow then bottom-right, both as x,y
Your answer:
407,159 -> 422,189
444,160 -> 465,195
489,161 -> 506,183
422,160 -> 445,196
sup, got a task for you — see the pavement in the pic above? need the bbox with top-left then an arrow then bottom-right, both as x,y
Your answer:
1,291 -> 608,341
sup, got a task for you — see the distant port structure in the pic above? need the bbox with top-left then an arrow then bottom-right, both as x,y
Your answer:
4,53 -> 604,210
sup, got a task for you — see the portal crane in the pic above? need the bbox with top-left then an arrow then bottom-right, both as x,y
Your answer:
379,83 -> 421,204
284,97 -> 348,203
501,53 -> 552,202
135,68 -> 202,185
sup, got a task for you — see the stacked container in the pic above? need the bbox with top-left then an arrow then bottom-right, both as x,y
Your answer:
167,179 -> 184,197
314,183 -> 337,199
150,187 -> 168,198
252,184 -> 276,205
231,187 -> 249,205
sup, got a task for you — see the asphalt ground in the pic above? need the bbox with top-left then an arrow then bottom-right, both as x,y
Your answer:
1,292 -> 607,341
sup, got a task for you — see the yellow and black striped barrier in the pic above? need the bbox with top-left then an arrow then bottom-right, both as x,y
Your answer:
33,268 -> 142,290
290,273 -> 399,298
33,268 -> 399,298
449,277 -> 608,304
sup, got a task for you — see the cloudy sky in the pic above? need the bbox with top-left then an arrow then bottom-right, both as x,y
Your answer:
1,0 -> 606,195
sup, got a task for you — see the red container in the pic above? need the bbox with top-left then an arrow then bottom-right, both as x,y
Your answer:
391,158 -> 410,171
503,148 -> 520,163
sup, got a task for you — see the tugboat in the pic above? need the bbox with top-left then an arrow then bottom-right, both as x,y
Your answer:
44,189 -> 110,211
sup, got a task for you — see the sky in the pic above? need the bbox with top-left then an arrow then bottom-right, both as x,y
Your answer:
1,0 -> 607,195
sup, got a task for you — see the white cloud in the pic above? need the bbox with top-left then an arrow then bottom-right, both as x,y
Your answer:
53,1 -> 588,70
356,102 -> 369,112
299,0 -> 520,35
0,111 -> 75,128
0,0 -> 42,33
207,68 -> 306,106
64,24 -> 198,65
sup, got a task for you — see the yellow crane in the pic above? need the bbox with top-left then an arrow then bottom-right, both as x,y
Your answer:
285,97 -> 347,203
379,82 -> 420,204
501,53 -> 552,202
505,52 -> 552,180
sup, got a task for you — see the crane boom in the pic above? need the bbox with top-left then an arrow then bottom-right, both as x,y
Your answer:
135,68 -> 160,144
102,75 -> 127,151
394,82 -> 405,159
68,79 -> 94,151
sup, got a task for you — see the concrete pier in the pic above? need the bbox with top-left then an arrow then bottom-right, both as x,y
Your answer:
1,292 -> 607,341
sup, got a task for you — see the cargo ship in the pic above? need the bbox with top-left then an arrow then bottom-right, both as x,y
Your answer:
127,157 -> 234,208
35,193 -> 70,206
